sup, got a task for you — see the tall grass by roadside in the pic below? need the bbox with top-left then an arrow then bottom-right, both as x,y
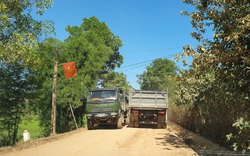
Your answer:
18,116 -> 43,142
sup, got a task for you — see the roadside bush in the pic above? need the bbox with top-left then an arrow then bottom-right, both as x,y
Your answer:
226,118 -> 250,154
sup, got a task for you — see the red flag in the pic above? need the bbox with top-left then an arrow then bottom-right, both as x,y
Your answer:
62,62 -> 77,79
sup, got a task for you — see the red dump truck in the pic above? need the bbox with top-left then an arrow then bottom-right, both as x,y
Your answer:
128,90 -> 168,128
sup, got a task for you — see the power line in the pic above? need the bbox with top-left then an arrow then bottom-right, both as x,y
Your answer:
120,62 -> 152,72
117,52 -> 181,72
117,46 -> 188,70
120,44 -> 198,53
121,46 -> 184,53
119,59 -> 154,69
116,45 -> 198,72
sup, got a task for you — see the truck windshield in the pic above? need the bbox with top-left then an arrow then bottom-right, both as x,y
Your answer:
88,90 -> 116,101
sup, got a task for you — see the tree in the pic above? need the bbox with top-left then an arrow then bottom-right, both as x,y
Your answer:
65,16 -> 123,72
100,71 -> 132,94
35,17 -> 124,134
0,63 -> 36,146
0,0 -> 53,146
173,0 -> 250,152
64,15 -> 123,99
58,17 -> 123,131
0,0 -> 54,68
34,38 -> 64,136
137,58 -> 178,91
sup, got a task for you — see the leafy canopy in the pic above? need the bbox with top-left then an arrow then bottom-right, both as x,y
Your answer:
100,71 -> 132,94
0,0 -> 54,69
36,17 -> 124,134
137,58 -> 178,91
173,0 -> 250,152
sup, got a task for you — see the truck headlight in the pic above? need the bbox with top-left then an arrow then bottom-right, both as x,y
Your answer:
110,112 -> 118,116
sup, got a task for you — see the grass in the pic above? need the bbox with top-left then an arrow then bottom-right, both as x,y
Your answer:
2,115 -> 86,144
18,116 -> 43,142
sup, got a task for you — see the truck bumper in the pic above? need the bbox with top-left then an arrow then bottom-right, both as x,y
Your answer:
86,113 -> 119,125
129,109 -> 167,128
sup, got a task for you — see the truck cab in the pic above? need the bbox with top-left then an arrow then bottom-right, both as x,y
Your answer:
85,87 -> 129,130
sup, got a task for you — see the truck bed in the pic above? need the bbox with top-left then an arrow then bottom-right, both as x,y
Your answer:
129,90 -> 168,110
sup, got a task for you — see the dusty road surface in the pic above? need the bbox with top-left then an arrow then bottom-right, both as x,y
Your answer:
2,123 -> 199,156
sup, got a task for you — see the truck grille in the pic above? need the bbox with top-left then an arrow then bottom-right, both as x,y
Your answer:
93,108 -> 112,112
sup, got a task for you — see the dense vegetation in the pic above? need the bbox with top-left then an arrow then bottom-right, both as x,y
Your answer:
35,16 -> 131,136
0,0 -> 130,146
137,58 -> 178,91
0,0 -> 53,146
136,0 -> 249,153
0,0 -> 249,153
170,0 -> 250,153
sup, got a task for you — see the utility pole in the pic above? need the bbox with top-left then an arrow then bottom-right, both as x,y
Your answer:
51,47 -> 58,135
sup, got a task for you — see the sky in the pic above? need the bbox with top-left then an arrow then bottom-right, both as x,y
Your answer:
35,0 -> 201,89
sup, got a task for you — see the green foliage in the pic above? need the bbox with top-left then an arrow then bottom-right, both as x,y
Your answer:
100,71 -> 132,94
226,118 -> 250,154
0,2 -> 126,147
35,17 -> 124,134
137,58 -> 178,91
18,116 -> 43,141
0,0 -> 54,69
33,38 -> 62,136
65,16 -> 123,72
0,63 -> 37,146
171,0 -> 250,152
0,0 -> 55,141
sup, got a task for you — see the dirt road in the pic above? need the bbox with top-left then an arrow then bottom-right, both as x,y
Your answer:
2,122 -> 199,156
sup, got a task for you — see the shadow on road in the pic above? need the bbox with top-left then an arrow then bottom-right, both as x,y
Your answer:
155,129 -> 190,151
135,124 -> 158,129
93,124 -> 159,130
157,122 -> 250,156
92,124 -> 118,130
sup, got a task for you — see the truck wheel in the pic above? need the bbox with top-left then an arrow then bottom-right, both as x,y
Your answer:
161,123 -> 167,129
125,116 -> 130,126
117,117 -> 123,129
129,113 -> 133,127
87,120 -> 94,130
157,122 -> 166,129
134,119 -> 139,128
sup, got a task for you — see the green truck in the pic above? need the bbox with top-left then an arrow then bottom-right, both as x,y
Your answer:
85,87 -> 129,130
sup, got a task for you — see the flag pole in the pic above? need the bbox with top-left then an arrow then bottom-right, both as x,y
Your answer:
51,47 -> 58,135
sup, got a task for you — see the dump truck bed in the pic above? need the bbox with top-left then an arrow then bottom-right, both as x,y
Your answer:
129,90 -> 168,110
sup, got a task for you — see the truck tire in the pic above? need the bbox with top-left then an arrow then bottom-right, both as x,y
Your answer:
117,117 -> 123,129
125,115 -> 130,126
129,112 -> 133,127
134,119 -> 139,128
157,123 -> 167,129
87,120 -> 94,130
129,113 -> 139,128
157,114 -> 167,129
